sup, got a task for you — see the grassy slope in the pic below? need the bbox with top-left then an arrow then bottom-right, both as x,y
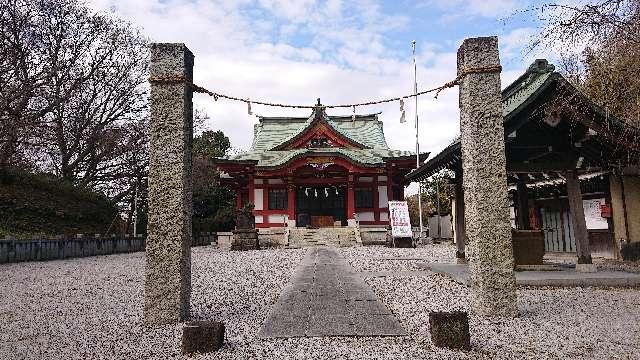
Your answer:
0,169 -> 118,237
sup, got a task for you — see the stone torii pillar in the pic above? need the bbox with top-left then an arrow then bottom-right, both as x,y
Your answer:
145,43 -> 194,327
457,37 -> 517,318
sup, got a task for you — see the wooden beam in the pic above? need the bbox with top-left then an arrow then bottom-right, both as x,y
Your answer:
507,161 -> 573,173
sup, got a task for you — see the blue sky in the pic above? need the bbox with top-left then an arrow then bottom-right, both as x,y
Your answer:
88,0 -> 553,191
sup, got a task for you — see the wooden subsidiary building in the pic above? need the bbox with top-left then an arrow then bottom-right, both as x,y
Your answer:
407,59 -> 640,258
216,102 -> 428,228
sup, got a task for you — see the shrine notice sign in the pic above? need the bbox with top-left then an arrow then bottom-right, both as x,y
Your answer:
388,201 -> 412,238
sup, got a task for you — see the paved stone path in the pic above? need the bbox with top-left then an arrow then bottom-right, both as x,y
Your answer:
259,247 -> 407,338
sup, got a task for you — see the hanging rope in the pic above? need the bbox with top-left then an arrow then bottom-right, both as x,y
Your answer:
148,65 -> 502,109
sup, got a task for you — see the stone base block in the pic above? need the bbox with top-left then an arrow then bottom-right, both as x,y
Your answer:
576,263 -> 598,273
512,230 -> 545,265
231,229 -> 259,251
385,236 -> 414,248
182,321 -> 225,355
428,311 -> 471,351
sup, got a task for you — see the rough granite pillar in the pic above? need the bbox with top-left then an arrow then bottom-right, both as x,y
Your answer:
145,43 -> 194,327
457,37 -> 517,318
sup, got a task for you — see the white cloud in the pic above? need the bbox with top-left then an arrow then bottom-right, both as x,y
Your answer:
424,0 -> 523,20
87,0 -> 532,195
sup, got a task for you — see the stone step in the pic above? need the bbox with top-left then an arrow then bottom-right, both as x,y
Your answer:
287,227 -> 359,248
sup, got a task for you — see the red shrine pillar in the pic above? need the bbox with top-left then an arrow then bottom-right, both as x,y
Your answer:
287,178 -> 296,226
387,166 -> 393,200
347,173 -> 355,221
235,187 -> 243,209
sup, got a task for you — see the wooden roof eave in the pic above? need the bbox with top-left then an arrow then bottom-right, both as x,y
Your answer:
406,143 -> 461,182
213,158 -> 259,166
503,73 -> 558,134
382,152 -> 430,163
249,151 -> 384,172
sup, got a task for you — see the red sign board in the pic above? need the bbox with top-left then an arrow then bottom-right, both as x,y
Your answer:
600,203 -> 612,218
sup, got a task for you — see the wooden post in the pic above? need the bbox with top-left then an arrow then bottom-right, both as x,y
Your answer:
565,170 -> 592,265
516,180 -> 530,230
347,174 -> 355,224
454,168 -> 466,261
287,180 -> 296,226
457,36 -> 517,318
145,43 -> 193,327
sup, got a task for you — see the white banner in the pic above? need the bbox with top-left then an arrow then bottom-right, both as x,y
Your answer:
388,201 -> 413,238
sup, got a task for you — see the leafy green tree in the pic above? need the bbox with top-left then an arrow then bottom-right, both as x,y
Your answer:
192,130 -> 235,233
193,130 -> 231,159
421,173 -> 452,216
406,172 -> 452,227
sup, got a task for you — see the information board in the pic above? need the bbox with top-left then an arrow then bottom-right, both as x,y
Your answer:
388,201 -> 413,238
583,198 -> 609,230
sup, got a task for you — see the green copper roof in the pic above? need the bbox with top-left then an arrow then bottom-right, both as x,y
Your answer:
225,110 -> 410,168
406,59 -> 570,181
250,112 -> 389,151
231,147 -> 413,168
502,59 -> 556,118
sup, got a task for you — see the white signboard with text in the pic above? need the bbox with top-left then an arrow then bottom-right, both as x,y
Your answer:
388,201 -> 413,238
583,198 -> 609,230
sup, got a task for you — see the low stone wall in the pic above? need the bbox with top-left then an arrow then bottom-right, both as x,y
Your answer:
258,228 -> 287,248
217,232 -> 233,250
0,235 -> 145,264
231,229 -> 259,251
0,233 -> 217,264
193,232 -> 216,247
359,227 -> 388,245
217,229 -> 287,250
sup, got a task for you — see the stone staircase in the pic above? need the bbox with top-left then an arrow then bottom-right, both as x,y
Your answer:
287,227 -> 360,248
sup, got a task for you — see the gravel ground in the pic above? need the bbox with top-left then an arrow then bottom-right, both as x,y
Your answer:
1,244 -> 640,359
341,244 -> 456,272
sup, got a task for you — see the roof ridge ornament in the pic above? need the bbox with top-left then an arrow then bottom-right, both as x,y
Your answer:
312,98 -> 327,121
527,59 -> 555,75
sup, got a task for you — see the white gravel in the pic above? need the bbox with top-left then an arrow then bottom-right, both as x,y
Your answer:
1,244 -> 640,359
341,243 -> 456,272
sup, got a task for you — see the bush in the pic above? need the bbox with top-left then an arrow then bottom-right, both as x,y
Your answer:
621,241 -> 640,261
0,168 -> 119,237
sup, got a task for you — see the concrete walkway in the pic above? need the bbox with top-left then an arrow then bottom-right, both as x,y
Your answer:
259,247 -> 407,338
419,263 -> 640,287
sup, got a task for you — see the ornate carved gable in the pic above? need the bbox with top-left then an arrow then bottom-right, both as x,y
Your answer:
272,106 -> 366,150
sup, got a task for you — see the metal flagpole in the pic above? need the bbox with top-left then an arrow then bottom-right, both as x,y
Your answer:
412,40 -> 424,239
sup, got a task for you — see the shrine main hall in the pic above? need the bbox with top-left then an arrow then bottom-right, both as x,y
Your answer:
216,102 -> 426,228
